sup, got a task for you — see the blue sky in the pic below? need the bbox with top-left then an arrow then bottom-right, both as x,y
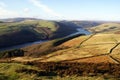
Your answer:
0,0 -> 120,21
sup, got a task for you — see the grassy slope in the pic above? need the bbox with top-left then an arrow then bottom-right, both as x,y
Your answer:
22,34 -> 83,57
0,20 -> 56,36
34,33 -> 118,62
0,63 -> 39,80
72,21 -> 102,28
89,23 -> 120,33
0,21 -> 40,48
0,20 -> 54,48
37,20 -> 57,31
0,20 -> 59,47
0,20 -> 36,35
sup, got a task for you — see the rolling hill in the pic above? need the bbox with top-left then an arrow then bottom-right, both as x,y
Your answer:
0,22 -> 120,64
71,21 -> 103,28
33,33 -> 120,63
6,33 -> 119,64
1,22 -> 120,79
89,23 -> 120,33
0,18 -> 38,22
0,20 -> 82,48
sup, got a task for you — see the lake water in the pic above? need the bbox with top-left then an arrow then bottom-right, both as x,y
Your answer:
0,40 -> 47,52
0,28 -> 91,52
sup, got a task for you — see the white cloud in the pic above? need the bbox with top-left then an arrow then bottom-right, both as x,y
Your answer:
23,8 -> 30,13
0,2 -> 6,7
29,0 -> 63,19
0,0 -> 65,19
0,7 -> 20,18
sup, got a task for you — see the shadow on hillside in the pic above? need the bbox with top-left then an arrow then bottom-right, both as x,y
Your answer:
0,49 -> 24,59
51,22 -> 79,39
0,30 -> 41,48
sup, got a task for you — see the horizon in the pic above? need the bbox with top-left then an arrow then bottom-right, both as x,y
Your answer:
0,0 -> 120,21
1,17 -> 120,22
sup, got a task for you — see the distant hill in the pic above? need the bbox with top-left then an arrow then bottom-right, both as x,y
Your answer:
71,21 -> 103,28
0,18 -> 39,22
59,21 -> 82,28
89,23 -> 120,33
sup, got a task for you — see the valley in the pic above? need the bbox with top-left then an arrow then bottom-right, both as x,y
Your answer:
0,20 -> 82,49
0,18 -> 120,80
0,0 -> 120,79
0,21 -> 90,51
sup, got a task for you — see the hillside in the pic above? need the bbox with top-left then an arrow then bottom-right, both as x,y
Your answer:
1,22 -> 120,79
5,33 -> 119,64
1,22 -> 120,63
0,63 -> 117,80
89,23 -> 120,33
71,21 -> 103,28
1,32 -> 120,79
32,33 -> 120,63
0,18 -> 38,22
0,20 -> 81,48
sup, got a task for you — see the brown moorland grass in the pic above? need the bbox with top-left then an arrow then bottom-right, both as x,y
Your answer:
39,43 -> 115,62
59,35 -> 90,47
60,34 -> 120,47
90,23 -> 120,33
81,34 -> 120,45
65,55 -> 118,64
22,40 -> 55,57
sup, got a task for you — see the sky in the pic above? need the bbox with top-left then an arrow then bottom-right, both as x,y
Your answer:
0,0 -> 120,21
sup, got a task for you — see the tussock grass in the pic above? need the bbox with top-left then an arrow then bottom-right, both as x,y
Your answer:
0,63 -> 39,80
